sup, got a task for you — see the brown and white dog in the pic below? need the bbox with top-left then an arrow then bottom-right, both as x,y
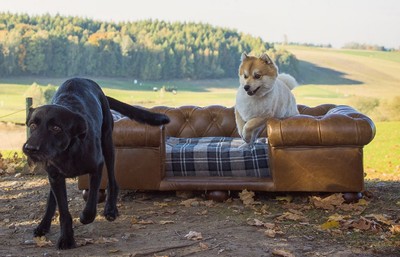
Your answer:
235,52 -> 299,147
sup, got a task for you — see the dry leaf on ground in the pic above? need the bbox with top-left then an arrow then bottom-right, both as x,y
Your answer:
184,231 -> 203,240
390,224 -> 400,235
272,248 -> 295,257
33,236 -> 53,247
180,198 -> 200,207
310,193 -> 344,210
239,189 -> 256,206
365,214 -> 394,225
277,210 -> 308,222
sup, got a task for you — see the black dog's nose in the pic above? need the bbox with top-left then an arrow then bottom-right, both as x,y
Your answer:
244,85 -> 250,91
23,143 -> 40,152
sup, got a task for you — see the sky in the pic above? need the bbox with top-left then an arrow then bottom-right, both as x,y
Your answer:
1,0 -> 399,49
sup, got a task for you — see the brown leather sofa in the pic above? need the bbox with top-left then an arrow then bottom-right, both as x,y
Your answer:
78,104 -> 375,194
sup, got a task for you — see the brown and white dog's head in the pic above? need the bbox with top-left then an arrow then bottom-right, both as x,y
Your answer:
238,52 -> 278,96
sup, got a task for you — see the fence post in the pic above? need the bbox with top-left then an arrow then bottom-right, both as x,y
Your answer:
26,97 -> 32,139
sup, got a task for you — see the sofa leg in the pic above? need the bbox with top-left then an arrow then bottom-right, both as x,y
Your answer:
205,191 -> 230,202
342,192 -> 363,203
82,189 -> 106,203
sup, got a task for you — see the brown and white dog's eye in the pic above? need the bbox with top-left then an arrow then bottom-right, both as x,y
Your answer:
50,125 -> 62,134
243,74 -> 249,79
254,74 -> 261,79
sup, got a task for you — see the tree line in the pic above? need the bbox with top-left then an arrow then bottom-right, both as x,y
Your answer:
0,12 -> 299,80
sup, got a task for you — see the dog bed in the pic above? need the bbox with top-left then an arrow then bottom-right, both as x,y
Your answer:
165,137 -> 270,178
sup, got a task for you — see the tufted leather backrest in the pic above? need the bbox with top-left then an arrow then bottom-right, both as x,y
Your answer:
150,105 -> 241,138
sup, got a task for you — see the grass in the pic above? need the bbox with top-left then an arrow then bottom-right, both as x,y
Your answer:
364,121 -> 400,180
1,46 -> 399,180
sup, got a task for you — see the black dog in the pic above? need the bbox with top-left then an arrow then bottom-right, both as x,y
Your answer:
23,78 -> 169,249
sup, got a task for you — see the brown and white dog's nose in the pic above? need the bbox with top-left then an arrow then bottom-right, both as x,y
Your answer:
244,85 -> 250,91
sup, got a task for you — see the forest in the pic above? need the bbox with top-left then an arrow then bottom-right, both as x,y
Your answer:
0,12 -> 299,80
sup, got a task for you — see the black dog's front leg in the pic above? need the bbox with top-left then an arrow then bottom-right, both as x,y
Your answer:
34,190 -> 56,237
48,171 -> 76,249
80,164 -> 102,224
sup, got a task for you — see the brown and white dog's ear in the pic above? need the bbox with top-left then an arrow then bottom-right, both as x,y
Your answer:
241,52 -> 248,62
260,53 -> 273,64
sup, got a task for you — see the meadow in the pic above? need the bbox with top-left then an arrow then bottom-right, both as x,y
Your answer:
0,46 -> 399,179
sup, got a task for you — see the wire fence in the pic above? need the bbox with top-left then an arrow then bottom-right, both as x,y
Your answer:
0,98 -> 32,145
0,108 -> 26,120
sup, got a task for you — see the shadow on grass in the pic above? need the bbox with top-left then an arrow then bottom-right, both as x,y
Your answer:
297,60 -> 363,85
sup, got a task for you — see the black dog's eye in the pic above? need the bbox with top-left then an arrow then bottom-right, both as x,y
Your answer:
50,125 -> 62,134
244,74 -> 248,79
29,123 -> 37,130
254,74 -> 262,79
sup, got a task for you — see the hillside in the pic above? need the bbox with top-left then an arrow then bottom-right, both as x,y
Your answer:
282,46 -> 400,121
0,13 -> 298,80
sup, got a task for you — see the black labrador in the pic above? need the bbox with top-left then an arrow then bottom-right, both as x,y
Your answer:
23,78 -> 169,249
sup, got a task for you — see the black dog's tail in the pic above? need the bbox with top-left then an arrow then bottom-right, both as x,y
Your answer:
106,96 -> 170,126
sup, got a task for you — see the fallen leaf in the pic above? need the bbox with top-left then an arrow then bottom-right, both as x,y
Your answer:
78,238 -> 94,246
153,202 -> 169,207
356,198 -> 369,206
94,237 -> 119,244
365,214 -> 394,225
137,219 -> 155,225
272,248 -> 295,257
248,218 -> 265,227
343,217 -> 382,232
199,242 -> 209,250
310,194 -> 344,210
390,224 -> 400,235
184,231 -> 203,240
263,222 -> 276,229
159,220 -> 174,225
327,213 -> 350,222
275,195 -> 293,203
320,220 -> 340,230
34,236 -> 53,247
350,218 -> 372,230
239,189 -> 255,206
277,211 -> 307,222
180,198 -> 199,207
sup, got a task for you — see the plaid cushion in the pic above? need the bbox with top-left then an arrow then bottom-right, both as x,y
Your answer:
165,137 -> 270,178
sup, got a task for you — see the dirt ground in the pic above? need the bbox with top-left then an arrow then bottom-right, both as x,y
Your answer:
0,171 -> 399,257
0,125 -> 400,257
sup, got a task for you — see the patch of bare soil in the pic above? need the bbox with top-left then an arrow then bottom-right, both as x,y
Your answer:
0,166 -> 399,257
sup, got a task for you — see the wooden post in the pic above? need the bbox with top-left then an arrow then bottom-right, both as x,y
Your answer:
26,97 -> 32,139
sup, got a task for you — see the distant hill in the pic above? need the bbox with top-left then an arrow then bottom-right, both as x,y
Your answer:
284,46 -> 400,121
0,13 -> 298,80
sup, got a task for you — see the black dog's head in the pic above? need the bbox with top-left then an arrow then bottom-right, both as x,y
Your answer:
23,105 -> 87,162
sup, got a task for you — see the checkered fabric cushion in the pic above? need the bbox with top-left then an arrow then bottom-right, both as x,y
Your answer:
165,137 -> 270,178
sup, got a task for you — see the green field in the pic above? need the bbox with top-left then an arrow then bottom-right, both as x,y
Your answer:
1,46 -> 399,179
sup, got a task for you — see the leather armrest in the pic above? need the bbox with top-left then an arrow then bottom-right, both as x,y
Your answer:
268,105 -> 376,147
112,118 -> 164,147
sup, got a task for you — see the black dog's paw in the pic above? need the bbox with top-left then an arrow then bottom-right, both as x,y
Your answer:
103,205 -> 119,221
34,226 -> 50,237
57,236 -> 77,250
79,209 -> 96,225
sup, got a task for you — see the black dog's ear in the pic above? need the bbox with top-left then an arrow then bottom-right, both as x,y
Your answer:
71,113 -> 88,140
26,107 -> 35,125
